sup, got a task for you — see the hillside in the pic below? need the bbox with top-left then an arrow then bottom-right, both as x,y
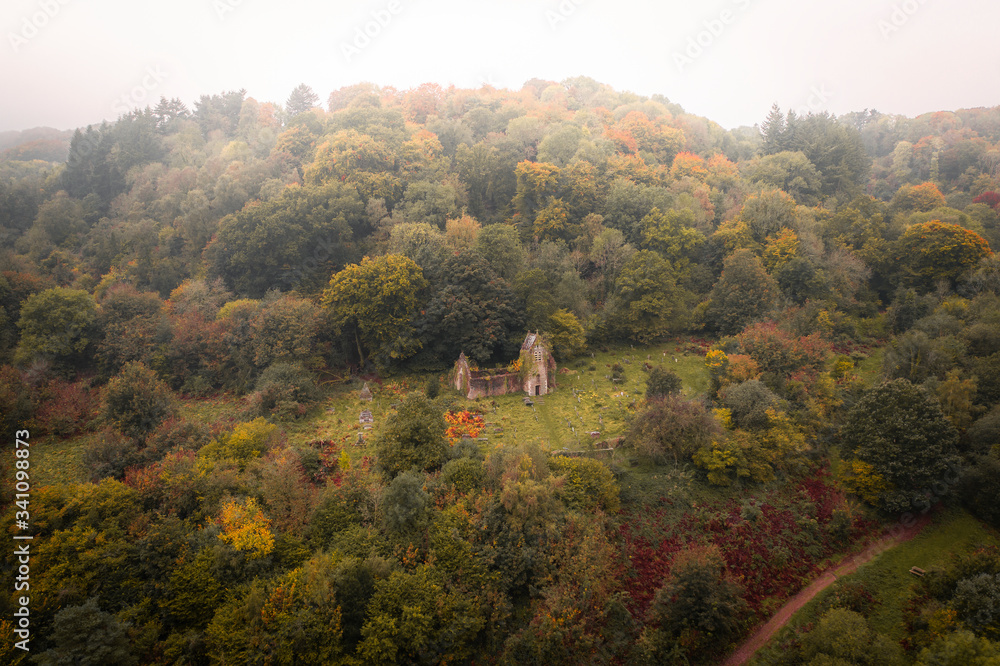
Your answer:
1,78 -> 999,664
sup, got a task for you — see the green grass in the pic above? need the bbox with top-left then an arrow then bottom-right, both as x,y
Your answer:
28,433 -> 92,487
751,508 -> 1000,664
854,346 -> 885,386
25,341 -> 714,487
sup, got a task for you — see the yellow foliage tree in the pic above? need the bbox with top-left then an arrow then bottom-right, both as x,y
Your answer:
219,497 -> 275,558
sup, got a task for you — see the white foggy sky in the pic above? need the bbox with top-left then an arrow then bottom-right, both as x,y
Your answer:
1,0 -> 998,132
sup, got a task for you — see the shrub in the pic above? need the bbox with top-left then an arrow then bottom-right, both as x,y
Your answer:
625,394 -> 722,464
720,379 -> 780,430
245,362 -> 319,419
549,455 -> 620,513
83,430 -> 141,481
373,394 -> 447,479
441,457 -> 485,494
99,361 -> 175,442
34,377 -> 95,436
199,418 -> 282,471
645,366 -> 682,399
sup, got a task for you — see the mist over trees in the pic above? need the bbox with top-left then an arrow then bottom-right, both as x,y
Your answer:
3,77 -> 1000,664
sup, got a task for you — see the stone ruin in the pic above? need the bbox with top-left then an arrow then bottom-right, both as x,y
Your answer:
452,332 -> 556,400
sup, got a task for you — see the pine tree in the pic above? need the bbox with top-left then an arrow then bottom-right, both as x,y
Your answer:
760,103 -> 786,154
286,83 -> 319,117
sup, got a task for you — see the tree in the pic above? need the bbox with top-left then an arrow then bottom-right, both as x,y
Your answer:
14,287 -> 99,370
473,223 -> 526,281
545,308 -> 587,360
916,630 -> 1000,666
641,546 -> 747,662
705,250 -> 779,335
357,565 -> 484,664
638,207 -> 704,272
548,456 -> 620,513
760,103 -> 787,154
418,254 -> 523,365
285,83 -> 319,117
322,255 -> 429,371
0,365 -> 33,439
842,379 -> 961,513
34,597 -> 138,666
206,182 -> 362,297
99,361 -> 175,442
891,182 -> 947,213
381,470 -> 430,536
611,250 -> 687,343
646,366 -> 683,399
373,393 -> 447,479
720,379 -> 780,430
96,284 -> 163,377
742,151 -> 823,204
247,362 -> 320,419
798,608 -> 904,665
895,221 -> 992,291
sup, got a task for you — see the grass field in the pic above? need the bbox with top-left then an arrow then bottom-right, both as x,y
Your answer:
750,507 -> 1000,664
26,338 -> 714,486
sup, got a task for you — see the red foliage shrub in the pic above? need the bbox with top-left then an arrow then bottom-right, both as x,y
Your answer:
616,469 -> 873,619
737,321 -> 831,377
34,378 -> 96,436
973,191 -> 1000,209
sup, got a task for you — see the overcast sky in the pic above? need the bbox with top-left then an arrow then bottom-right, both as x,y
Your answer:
2,0 -> 998,133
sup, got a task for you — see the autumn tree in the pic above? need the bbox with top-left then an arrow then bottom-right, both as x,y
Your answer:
206,182 -> 362,297
322,255 -> 429,371
373,393 -> 447,479
895,220 -> 992,291
15,287 -> 99,371
99,361 -> 176,442
705,250 -> 779,335
891,182 -> 947,213
842,379 -> 961,513
610,250 -> 687,343
640,546 -> 747,662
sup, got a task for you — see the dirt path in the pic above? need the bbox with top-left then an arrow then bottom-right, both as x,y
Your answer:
722,513 -> 933,666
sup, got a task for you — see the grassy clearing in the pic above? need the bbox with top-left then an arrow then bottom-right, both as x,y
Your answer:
26,340 -> 713,487
751,508 -> 1000,664
28,433 -> 91,487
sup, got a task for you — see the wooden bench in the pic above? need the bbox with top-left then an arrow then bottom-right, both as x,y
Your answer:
909,566 -> 926,577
